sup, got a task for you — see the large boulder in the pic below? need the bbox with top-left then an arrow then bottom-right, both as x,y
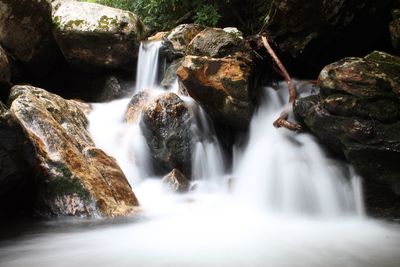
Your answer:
51,0 -> 144,72
294,51 -> 400,196
186,28 -> 250,60
8,85 -> 138,217
140,93 -> 193,177
0,0 -> 59,77
177,28 -> 255,129
0,101 -> 36,214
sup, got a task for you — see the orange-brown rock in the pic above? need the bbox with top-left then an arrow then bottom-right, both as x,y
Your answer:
177,55 -> 253,128
8,85 -> 138,217
177,27 -> 254,129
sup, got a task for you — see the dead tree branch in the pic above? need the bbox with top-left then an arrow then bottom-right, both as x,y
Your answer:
260,34 -> 301,131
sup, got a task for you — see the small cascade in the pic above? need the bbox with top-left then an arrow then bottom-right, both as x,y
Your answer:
135,41 -> 163,92
183,97 -> 226,187
232,86 -> 364,217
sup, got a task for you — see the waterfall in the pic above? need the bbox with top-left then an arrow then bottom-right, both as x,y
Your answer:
232,86 -> 364,217
135,41 -> 163,92
1,40 -> 399,267
88,41 -> 363,217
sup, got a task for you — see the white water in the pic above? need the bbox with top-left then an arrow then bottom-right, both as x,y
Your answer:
1,41 -> 399,267
135,41 -> 163,92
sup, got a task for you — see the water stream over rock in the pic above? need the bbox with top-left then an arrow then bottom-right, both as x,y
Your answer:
0,41 -> 399,267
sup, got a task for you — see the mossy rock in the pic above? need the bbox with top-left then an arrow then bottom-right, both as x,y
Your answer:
51,0 -> 145,72
8,85 -> 138,217
319,51 -> 400,99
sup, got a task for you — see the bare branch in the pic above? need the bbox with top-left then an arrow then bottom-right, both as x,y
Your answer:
260,34 -> 301,131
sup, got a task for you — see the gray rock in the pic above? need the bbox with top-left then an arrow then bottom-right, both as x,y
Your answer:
140,93 -> 193,177
294,51 -> 400,196
51,0 -> 145,71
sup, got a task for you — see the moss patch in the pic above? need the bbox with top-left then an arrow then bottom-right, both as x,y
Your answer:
98,15 -> 118,30
47,176 -> 91,203
65,19 -> 85,30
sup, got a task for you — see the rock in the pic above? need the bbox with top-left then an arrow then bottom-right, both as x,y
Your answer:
166,24 -> 206,52
186,28 -> 251,60
0,46 -> 12,102
148,31 -> 168,42
0,101 -> 36,214
177,55 -> 253,128
125,91 -> 154,123
51,0 -> 144,72
0,0 -> 59,77
294,51 -> 400,197
140,93 -> 193,177
8,85 -> 138,217
389,9 -> 400,54
0,46 -> 11,84
162,169 -> 189,193
161,58 -> 183,88
177,27 -> 255,129
319,51 -> 400,98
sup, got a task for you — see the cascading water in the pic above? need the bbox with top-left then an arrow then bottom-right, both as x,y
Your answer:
135,41 -> 163,92
232,87 -> 364,217
1,41 -> 399,267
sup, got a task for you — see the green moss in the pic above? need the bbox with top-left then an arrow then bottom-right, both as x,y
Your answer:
64,19 -> 85,30
53,16 -> 61,29
97,15 -> 118,30
47,176 -> 91,203
221,77 -> 247,95
365,51 -> 400,83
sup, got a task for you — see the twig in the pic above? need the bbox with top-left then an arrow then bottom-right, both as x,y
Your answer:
261,34 -> 301,131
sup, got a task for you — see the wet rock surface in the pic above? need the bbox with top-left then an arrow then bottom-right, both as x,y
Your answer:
140,93 -> 193,177
177,28 -> 255,129
8,85 -> 138,217
125,91 -> 154,124
51,0 -> 144,72
295,51 -> 400,198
